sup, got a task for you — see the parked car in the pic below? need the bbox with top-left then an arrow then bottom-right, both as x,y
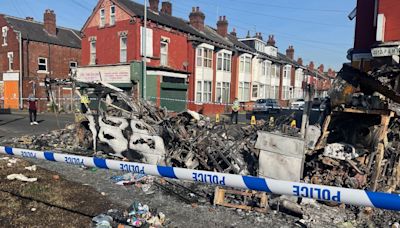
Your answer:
253,99 -> 281,113
290,99 -> 305,110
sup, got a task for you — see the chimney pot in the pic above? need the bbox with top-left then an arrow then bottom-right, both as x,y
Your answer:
149,0 -> 160,12
44,9 -> 56,36
217,15 -> 228,37
230,28 -> 237,37
286,45 -> 294,60
189,6 -> 205,31
161,1 -> 172,15
267,34 -> 276,46
26,16 -> 34,21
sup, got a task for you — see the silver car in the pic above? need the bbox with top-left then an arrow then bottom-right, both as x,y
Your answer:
253,99 -> 281,113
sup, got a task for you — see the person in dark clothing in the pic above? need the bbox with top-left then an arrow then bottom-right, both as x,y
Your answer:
28,94 -> 38,125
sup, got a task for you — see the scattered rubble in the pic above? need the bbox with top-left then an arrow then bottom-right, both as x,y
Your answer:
92,202 -> 166,228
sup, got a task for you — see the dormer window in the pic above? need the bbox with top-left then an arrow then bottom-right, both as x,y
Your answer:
100,9 -> 105,27
2,26 -> 8,46
110,5 -> 116,26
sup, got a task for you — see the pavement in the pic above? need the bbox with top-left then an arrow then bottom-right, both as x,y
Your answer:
0,112 -> 75,140
224,109 -> 322,127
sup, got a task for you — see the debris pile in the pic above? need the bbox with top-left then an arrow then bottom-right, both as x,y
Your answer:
303,64 -> 400,192
92,202 -> 166,228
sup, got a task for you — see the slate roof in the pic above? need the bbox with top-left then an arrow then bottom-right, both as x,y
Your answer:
3,15 -> 81,49
278,52 -> 301,67
226,33 -> 254,53
117,0 -> 233,49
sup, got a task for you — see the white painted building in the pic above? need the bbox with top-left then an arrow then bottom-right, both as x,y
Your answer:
195,43 -> 214,104
238,53 -> 252,102
215,49 -> 232,104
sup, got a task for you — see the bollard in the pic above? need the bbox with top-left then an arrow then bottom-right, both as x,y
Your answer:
251,115 -> 256,125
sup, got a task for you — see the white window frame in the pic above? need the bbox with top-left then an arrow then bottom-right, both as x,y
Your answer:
38,57 -> 48,73
252,84 -> 258,99
2,26 -> 8,46
196,80 -> 212,103
7,52 -> 13,71
160,41 -> 168,66
240,55 -> 252,73
110,5 -> 116,26
69,61 -> 78,69
196,47 -> 213,68
284,65 -> 291,78
99,8 -> 105,27
120,35 -> 127,63
217,52 -> 231,72
239,81 -> 250,101
215,82 -> 230,103
90,40 -> 96,65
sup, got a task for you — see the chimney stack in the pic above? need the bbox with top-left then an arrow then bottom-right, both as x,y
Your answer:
297,58 -> 303,66
217,16 -> 228,37
230,28 -> 237,37
44,9 -> 56,36
26,16 -> 34,21
318,64 -> 324,73
161,1 -> 172,15
286,45 -> 294,60
149,0 -> 159,12
308,61 -> 315,71
267,35 -> 276,46
246,31 -> 251,38
189,7 -> 205,31
255,32 -> 263,40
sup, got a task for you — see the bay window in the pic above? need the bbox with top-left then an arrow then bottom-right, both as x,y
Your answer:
196,81 -> 212,103
217,52 -> 231,72
239,82 -> 250,101
197,47 -> 212,68
240,56 -> 251,73
216,82 -> 230,103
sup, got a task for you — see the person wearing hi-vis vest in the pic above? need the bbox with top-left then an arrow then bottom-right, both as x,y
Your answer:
231,98 -> 240,124
80,91 -> 90,114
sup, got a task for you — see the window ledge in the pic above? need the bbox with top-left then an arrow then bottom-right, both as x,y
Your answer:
2,43 -> 7,47
37,70 -> 49,74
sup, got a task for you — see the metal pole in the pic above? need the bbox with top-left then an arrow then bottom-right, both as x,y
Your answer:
300,85 -> 311,138
142,0 -> 147,100
17,31 -> 23,109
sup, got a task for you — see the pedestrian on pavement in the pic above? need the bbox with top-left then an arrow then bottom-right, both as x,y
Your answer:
80,91 -> 90,114
231,98 -> 240,124
28,94 -> 38,125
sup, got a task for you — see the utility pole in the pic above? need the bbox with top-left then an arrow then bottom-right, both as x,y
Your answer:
142,0 -> 147,100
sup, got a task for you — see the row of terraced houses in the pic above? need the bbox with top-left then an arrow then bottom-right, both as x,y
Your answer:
0,0 -> 336,114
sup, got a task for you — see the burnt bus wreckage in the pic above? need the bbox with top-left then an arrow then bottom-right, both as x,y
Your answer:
44,79 -> 258,175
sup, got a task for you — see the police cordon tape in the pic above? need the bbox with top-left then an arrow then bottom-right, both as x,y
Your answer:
1,146 -> 399,211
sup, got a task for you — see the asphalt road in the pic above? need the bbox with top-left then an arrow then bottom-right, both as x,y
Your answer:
227,109 -> 323,128
0,112 -> 74,140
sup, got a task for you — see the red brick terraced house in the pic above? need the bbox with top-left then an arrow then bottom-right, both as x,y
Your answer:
0,10 -> 81,110
79,0 -> 331,114
79,0 -> 238,113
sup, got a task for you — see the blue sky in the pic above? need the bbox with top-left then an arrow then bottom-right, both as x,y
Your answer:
0,0 -> 356,70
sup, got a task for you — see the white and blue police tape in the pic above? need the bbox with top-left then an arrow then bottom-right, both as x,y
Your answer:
1,146 -> 399,211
